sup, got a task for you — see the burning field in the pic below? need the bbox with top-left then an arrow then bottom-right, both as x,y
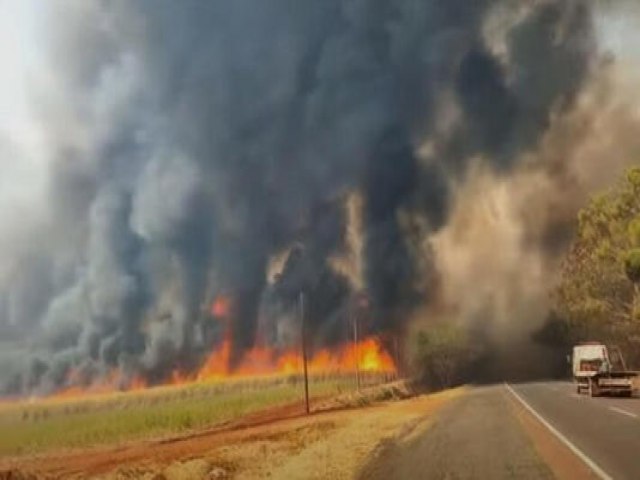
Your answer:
0,289 -> 397,461
50,335 -> 396,400
0,298 -> 397,457
31,289 -> 396,400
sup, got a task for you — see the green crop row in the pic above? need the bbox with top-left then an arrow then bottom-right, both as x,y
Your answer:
0,372 -> 393,457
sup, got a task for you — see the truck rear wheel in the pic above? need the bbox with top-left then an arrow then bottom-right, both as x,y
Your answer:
589,379 -> 599,397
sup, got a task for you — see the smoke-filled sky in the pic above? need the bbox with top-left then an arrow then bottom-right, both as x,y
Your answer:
0,0 -> 639,394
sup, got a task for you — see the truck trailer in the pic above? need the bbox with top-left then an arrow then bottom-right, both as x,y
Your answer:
572,342 -> 639,397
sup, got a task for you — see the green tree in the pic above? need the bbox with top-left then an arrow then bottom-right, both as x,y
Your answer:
411,323 -> 472,389
624,248 -> 640,319
624,248 -> 640,284
554,167 -> 640,363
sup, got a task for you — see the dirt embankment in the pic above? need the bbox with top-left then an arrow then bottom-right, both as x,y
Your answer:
0,382 -> 463,480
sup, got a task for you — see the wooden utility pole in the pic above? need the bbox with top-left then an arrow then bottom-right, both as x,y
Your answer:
393,334 -> 400,380
300,291 -> 310,414
353,310 -> 361,391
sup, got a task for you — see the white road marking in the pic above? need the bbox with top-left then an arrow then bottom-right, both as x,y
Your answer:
609,406 -> 638,419
505,383 -> 613,480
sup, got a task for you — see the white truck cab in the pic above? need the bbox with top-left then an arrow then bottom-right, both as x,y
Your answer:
572,342 -> 637,397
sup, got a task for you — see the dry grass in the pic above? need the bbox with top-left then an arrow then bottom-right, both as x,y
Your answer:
261,387 -> 465,480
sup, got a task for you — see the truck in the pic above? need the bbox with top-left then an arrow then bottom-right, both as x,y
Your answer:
572,342 -> 639,397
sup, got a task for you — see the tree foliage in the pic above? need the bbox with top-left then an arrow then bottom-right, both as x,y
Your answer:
411,323 -> 473,388
624,248 -> 640,285
554,168 -> 640,362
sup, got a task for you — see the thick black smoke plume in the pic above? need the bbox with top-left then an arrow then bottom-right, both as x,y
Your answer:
0,0 -> 598,394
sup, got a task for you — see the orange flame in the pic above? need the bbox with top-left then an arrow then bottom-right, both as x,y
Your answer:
191,336 -> 395,383
43,335 -> 395,400
210,296 -> 231,317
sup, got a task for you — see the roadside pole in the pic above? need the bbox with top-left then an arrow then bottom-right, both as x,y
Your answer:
353,310 -> 361,391
300,291 -> 310,414
393,334 -> 400,380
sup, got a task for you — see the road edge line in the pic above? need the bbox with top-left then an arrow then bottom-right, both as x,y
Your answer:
504,383 -> 612,480
609,406 -> 638,419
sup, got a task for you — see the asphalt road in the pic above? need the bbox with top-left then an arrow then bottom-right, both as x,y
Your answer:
360,382 -> 640,480
510,381 -> 640,480
359,385 -> 555,480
